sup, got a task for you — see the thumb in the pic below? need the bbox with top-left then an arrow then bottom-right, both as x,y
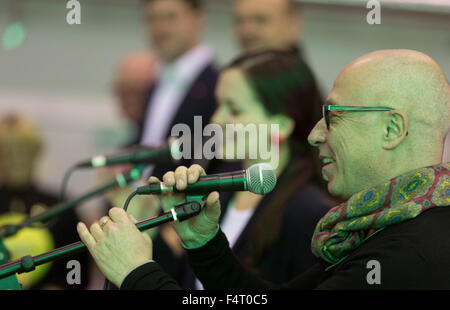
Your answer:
204,191 -> 221,221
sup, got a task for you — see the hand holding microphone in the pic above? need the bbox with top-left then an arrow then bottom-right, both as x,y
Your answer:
146,163 -> 276,249
148,165 -> 221,249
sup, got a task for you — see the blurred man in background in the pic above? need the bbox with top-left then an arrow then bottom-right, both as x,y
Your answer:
138,0 -> 218,177
114,51 -> 158,145
232,0 -> 323,123
0,115 -> 87,289
102,51 -> 159,213
233,0 -> 302,52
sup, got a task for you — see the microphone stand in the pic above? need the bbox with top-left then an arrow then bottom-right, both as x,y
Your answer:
0,239 -> 21,289
0,199 -> 204,281
0,165 -> 146,239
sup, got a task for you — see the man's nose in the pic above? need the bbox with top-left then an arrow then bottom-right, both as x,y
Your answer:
308,118 -> 327,147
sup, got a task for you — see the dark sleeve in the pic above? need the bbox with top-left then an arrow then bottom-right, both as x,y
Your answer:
187,229 -> 274,289
119,230 -> 271,290
120,261 -> 182,290
121,229 -> 326,290
188,229 -> 327,290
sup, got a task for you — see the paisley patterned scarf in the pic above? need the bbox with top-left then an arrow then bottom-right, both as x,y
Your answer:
311,163 -> 450,264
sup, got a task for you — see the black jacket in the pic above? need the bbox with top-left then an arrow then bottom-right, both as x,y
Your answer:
120,206 -> 450,290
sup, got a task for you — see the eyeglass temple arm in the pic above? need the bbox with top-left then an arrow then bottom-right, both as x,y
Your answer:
325,106 -> 393,112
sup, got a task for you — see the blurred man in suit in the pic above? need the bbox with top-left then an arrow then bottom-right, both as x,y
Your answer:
138,0 -> 218,179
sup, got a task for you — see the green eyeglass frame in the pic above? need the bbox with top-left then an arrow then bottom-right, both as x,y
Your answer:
322,105 -> 394,129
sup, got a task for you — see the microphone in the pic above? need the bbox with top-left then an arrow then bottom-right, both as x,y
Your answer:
75,141 -> 182,168
135,163 -> 277,196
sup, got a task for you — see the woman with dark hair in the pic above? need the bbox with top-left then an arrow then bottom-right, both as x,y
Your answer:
176,49 -> 333,287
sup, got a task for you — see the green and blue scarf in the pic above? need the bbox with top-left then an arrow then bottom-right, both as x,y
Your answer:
312,163 -> 450,264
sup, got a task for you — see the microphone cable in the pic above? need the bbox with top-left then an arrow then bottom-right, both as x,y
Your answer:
60,164 -> 78,201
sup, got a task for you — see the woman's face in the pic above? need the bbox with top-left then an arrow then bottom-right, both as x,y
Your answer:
212,69 -> 291,163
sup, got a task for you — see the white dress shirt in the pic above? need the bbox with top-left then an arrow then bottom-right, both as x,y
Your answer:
140,44 -> 214,147
139,44 -> 214,178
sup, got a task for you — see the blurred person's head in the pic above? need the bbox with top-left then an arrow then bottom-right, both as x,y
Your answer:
308,50 -> 450,199
233,0 -> 302,52
115,51 -> 158,123
212,49 -> 321,171
143,0 -> 205,61
0,115 -> 43,189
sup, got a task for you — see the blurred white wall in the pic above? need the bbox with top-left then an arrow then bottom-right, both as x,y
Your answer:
0,0 -> 449,202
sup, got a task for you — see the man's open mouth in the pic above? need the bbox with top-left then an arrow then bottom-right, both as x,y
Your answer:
321,157 -> 335,167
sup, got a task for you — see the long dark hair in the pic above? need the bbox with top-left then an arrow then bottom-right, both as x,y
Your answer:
225,50 -> 326,268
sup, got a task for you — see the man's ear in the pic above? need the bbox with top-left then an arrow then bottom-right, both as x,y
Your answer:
270,114 -> 295,139
382,110 -> 409,150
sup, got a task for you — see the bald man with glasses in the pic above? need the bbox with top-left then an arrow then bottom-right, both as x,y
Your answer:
78,49 -> 450,290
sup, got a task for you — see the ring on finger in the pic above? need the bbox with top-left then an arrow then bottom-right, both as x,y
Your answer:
100,219 -> 108,229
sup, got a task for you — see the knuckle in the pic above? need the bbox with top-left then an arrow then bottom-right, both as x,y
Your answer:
89,223 -> 98,232
163,172 -> 175,183
102,223 -> 112,233
163,171 -> 173,179
175,166 -> 187,174
190,164 -> 203,172
109,207 -> 122,217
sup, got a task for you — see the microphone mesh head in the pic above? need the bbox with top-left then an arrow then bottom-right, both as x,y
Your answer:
246,163 -> 277,195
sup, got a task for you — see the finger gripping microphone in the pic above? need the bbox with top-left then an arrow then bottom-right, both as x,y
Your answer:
135,163 -> 277,196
